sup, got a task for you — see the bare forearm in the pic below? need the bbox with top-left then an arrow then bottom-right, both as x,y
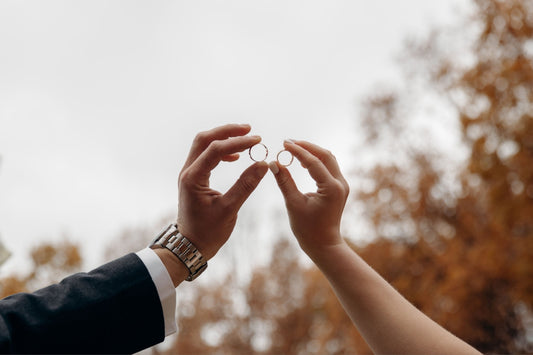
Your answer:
270,140 -> 480,354
308,240 -> 481,355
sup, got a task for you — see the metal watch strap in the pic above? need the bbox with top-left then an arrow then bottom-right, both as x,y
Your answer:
150,223 -> 207,281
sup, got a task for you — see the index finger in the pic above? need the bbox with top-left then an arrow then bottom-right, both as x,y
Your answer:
283,140 -> 335,186
182,124 -> 252,172
186,135 -> 262,185
291,140 -> 348,187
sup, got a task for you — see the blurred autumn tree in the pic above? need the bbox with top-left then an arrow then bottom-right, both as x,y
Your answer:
162,239 -> 365,355
159,0 -> 532,354
355,0 -> 533,352
2,1 -> 531,354
0,241 -> 82,299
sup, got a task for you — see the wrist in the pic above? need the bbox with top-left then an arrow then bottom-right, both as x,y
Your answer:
150,223 -> 208,281
153,248 -> 189,288
301,234 -> 350,265
176,220 -> 218,260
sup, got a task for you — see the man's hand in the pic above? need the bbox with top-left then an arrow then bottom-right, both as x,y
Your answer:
177,124 -> 268,260
269,139 -> 349,259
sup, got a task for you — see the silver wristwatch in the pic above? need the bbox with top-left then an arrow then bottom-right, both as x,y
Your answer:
150,223 -> 207,281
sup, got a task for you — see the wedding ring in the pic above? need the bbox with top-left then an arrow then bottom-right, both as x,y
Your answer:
276,149 -> 294,167
249,143 -> 269,162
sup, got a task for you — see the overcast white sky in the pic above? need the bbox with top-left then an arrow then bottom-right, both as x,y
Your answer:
0,0 -> 464,274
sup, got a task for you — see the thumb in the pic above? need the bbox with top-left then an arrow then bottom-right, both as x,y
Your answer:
223,161 -> 269,212
269,161 -> 303,205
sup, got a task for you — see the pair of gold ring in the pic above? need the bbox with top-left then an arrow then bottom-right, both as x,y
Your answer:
248,143 -> 294,167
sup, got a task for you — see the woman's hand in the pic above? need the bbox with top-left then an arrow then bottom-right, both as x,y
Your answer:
270,140 -> 482,355
269,140 -> 349,259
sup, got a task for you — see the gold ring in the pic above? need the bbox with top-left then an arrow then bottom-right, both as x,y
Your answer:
249,143 -> 269,162
276,149 -> 294,167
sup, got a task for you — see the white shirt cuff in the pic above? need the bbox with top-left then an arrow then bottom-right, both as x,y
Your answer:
136,248 -> 177,336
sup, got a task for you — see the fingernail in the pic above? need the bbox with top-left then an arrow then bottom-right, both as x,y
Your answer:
284,139 -> 296,144
268,161 -> 279,175
251,135 -> 261,140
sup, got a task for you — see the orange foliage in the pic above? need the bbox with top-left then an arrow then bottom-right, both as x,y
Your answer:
0,241 -> 82,299
2,1 -> 530,353
164,240 -> 367,355
356,0 -> 533,352
161,0 -> 533,354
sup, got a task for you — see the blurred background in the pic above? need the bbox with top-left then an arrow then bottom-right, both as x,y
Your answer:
1,0 -> 532,353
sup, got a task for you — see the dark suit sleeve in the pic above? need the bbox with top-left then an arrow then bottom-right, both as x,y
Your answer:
0,253 -> 165,354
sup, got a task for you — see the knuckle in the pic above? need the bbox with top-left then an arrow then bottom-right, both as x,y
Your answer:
331,180 -> 346,197
219,197 -> 233,211
178,169 -> 191,186
277,175 -> 292,190
194,131 -> 209,145
208,140 -> 224,155
343,182 -> 350,197
308,157 -> 322,169
277,174 -> 289,186
239,175 -> 257,193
